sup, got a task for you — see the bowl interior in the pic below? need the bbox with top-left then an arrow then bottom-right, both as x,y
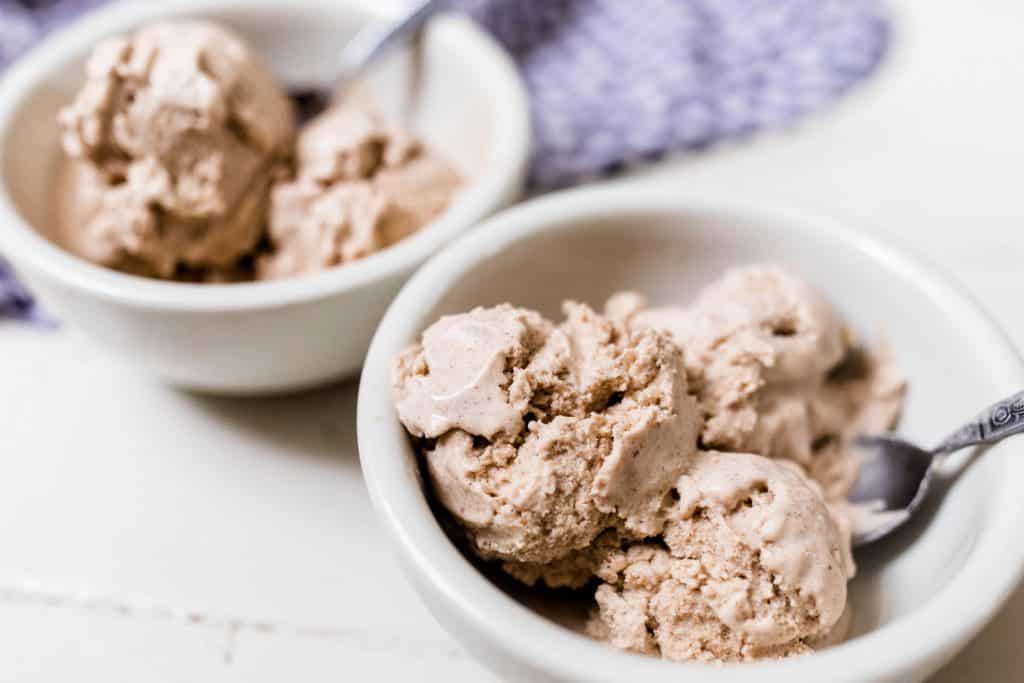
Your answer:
365,196 -> 1024,679
1,1 -> 495,251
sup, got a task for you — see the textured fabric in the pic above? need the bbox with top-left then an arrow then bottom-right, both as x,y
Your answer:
0,0 -> 105,65
0,0 -> 888,321
459,0 -> 889,187
0,258 -> 53,325
0,1 -> 105,323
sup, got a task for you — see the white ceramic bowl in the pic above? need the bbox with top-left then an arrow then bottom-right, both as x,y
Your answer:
0,0 -> 529,394
358,187 -> 1024,682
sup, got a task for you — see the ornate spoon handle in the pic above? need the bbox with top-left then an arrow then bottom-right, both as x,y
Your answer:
934,390 -> 1024,454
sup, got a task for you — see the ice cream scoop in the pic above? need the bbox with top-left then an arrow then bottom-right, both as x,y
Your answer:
609,265 -> 906,505
55,19 -> 294,279
54,15 -> 462,283
256,104 -> 460,279
391,301 -> 701,564
588,451 -> 852,663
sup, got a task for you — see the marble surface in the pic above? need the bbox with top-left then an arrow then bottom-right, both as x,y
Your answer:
1,0 -> 1023,680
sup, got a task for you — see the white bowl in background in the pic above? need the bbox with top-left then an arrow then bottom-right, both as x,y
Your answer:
358,187 -> 1024,682
0,0 -> 529,394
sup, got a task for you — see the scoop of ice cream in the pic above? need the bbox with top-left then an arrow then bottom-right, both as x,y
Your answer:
393,304 -> 552,441
392,302 -> 701,564
56,20 -> 294,278
257,105 -> 461,279
393,268 -> 905,666
628,265 -> 847,457
611,265 -> 905,497
587,451 -> 852,663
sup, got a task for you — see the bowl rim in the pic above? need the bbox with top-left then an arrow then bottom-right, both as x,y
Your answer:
358,186 -> 1024,682
0,0 -> 530,312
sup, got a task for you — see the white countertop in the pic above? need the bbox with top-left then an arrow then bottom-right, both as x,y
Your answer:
1,0 -> 1022,680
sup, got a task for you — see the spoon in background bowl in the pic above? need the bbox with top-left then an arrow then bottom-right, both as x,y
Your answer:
849,389 -> 1024,547
287,0 -> 450,123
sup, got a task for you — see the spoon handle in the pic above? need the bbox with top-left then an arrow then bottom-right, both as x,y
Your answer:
334,0 -> 449,90
934,389 -> 1024,454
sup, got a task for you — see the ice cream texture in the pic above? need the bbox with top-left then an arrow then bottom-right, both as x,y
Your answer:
588,451 -> 852,663
258,105 -> 461,279
56,20 -> 293,279
610,264 -> 905,501
392,264 -> 905,665
392,302 -> 701,564
55,20 -> 460,282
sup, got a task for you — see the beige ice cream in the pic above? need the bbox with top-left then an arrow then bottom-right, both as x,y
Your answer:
257,105 -> 461,279
392,302 -> 701,564
56,20 -> 294,279
507,451 -> 853,661
588,451 -> 852,663
610,264 -> 905,501
54,20 -> 458,283
391,265 -> 904,666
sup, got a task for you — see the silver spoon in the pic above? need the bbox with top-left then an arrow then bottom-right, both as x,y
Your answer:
849,389 -> 1024,547
288,0 -> 450,123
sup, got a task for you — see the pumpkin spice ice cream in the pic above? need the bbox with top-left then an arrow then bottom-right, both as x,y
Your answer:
392,302 -> 701,564
257,105 -> 461,279
54,19 -> 461,282
587,451 -> 853,663
55,20 -> 294,280
610,264 -> 905,501
391,265 -> 904,665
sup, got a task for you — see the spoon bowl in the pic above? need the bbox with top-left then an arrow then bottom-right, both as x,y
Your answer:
848,436 -> 933,545
849,389 -> 1024,547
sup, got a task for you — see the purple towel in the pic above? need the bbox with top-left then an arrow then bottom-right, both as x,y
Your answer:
0,0 -> 888,321
459,0 -> 888,187
0,258 -> 53,325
